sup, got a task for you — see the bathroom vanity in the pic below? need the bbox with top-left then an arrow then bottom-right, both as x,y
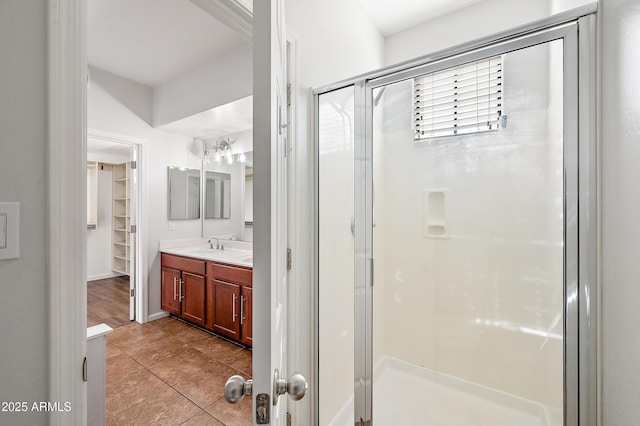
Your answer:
160,245 -> 253,347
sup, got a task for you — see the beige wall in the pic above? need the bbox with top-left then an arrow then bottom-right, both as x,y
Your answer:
600,0 -> 640,423
0,1 -> 48,425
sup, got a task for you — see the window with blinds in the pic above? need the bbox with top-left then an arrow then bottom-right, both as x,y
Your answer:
414,56 -> 503,141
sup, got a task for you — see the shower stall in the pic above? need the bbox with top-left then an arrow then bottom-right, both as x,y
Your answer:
316,7 -> 596,426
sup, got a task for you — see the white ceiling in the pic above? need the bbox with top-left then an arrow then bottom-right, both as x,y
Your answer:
88,0 -> 489,89
88,0 -> 248,88
359,0 -> 487,36
159,95 -> 253,138
88,0 -> 487,138
87,138 -> 132,157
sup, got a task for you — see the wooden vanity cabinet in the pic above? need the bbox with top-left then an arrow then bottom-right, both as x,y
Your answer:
207,262 -> 253,346
161,253 -> 252,346
161,254 -> 206,327
161,266 -> 181,316
210,280 -> 241,340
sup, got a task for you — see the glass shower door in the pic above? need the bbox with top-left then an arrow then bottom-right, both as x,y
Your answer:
368,39 -> 565,425
317,15 -> 597,426
317,86 -> 357,426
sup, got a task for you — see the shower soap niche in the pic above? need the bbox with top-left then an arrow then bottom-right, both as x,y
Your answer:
422,189 -> 450,239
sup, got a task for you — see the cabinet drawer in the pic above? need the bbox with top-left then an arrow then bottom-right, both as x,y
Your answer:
161,253 -> 205,276
208,262 -> 252,286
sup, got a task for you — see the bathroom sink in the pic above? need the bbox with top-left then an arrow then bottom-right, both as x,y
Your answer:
187,248 -> 222,255
163,246 -> 253,266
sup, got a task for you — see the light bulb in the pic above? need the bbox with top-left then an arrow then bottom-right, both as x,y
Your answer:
214,151 -> 222,164
238,152 -> 246,164
226,149 -> 234,165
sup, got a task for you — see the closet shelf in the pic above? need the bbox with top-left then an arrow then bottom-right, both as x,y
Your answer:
112,162 -> 132,278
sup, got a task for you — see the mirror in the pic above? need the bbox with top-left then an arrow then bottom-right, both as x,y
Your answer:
205,171 -> 231,219
202,152 -> 253,241
167,166 -> 201,220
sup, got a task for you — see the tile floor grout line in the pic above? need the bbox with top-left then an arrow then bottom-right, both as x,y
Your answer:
107,383 -> 168,418
201,395 -> 232,426
105,317 -> 252,425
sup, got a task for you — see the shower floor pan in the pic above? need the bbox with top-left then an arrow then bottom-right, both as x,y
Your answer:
331,356 -> 562,426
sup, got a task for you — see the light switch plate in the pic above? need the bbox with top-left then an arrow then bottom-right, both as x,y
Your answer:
0,213 -> 6,249
0,202 -> 19,260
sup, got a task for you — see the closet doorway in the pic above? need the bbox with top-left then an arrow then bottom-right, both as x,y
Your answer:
87,130 -> 144,328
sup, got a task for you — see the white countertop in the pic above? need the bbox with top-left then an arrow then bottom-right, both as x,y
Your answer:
87,323 -> 113,339
160,244 -> 253,268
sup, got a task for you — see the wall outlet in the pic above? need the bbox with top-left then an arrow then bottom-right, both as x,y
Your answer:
0,202 -> 20,260
168,221 -> 175,231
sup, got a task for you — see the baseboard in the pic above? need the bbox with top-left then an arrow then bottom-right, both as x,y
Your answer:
147,311 -> 170,322
87,272 -> 124,282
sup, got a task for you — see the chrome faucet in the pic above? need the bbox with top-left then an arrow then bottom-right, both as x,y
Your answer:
208,237 -> 220,250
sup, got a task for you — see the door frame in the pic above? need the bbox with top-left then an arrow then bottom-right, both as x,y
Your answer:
47,0 -> 254,423
284,34 -> 310,424
313,5 -> 598,426
87,129 -> 148,324
48,0 -> 88,423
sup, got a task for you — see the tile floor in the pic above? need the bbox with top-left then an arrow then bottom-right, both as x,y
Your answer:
106,316 -> 252,425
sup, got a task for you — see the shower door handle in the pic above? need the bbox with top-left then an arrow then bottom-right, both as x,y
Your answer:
351,216 -> 376,237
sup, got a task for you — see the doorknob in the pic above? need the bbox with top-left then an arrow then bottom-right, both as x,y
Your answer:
224,375 -> 253,403
273,369 -> 308,404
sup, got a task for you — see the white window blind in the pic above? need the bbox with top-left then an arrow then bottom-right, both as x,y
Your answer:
414,57 -> 503,140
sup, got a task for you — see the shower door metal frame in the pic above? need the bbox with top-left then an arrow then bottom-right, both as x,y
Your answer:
314,5 -> 597,426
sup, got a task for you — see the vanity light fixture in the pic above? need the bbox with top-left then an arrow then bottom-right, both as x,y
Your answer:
204,138 -> 238,166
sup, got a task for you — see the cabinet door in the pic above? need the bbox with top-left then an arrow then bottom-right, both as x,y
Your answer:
240,286 -> 252,347
161,267 -> 181,316
205,277 -> 214,330
181,272 -> 205,326
211,279 -> 240,340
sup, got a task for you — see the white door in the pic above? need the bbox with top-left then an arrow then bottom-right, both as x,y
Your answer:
224,0 -> 306,424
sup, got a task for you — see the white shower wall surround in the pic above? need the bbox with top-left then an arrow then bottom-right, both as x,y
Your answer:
372,40 -> 564,410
